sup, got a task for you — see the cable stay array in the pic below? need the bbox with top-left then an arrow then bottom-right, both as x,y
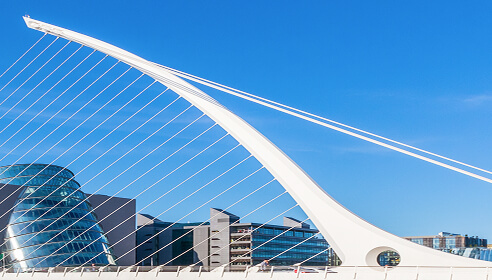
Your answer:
0,32 -> 322,272
0,19 -> 489,277
155,64 -> 492,179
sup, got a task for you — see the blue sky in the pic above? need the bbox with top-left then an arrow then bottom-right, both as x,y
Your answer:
0,1 -> 491,240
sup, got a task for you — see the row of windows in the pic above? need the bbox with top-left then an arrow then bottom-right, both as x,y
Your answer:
251,251 -> 328,261
58,252 -> 116,267
4,240 -> 111,262
432,238 -> 456,249
412,237 -> 461,250
251,244 -> 329,254
0,165 -> 73,180
12,252 -> 115,268
252,236 -> 327,247
411,238 -> 424,245
14,197 -> 90,211
7,218 -> 102,237
21,186 -> 86,200
0,176 -> 79,189
5,229 -> 108,249
231,260 -> 328,266
10,207 -> 97,225
253,227 -> 316,238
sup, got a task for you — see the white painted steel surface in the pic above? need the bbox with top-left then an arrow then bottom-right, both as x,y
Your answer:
17,17 -> 491,278
1,266 -> 492,280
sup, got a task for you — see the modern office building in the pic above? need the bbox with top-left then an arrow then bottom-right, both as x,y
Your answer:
0,164 -> 136,269
405,232 -> 491,262
135,214 -> 207,267
404,232 -> 487,252
136,208 -> 329,269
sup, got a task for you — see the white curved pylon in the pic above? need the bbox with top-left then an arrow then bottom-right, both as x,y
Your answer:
23,17 -> 490,268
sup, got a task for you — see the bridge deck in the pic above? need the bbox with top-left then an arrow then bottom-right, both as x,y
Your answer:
1,266 -> 490,280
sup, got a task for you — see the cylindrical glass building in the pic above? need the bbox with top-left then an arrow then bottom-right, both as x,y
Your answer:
0,164 -> 116,269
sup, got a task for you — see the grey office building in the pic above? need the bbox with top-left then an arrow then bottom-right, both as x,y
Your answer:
136,208 -> 329,269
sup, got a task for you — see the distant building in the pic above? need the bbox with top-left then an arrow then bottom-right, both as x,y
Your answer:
136,208 -> 329,269
405,232 -> 491,262
404,232 -> 487,252
135,214 -> 207,267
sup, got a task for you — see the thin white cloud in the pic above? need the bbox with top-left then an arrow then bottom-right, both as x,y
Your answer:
463,94 -> 492,105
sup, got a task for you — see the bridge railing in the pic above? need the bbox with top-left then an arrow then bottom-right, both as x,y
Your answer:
1,265 -> 490,279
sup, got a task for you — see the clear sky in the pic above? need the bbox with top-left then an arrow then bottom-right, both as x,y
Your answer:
0,1 -> 491,240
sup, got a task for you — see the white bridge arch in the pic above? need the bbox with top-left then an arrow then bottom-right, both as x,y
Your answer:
2,17 -> 488,279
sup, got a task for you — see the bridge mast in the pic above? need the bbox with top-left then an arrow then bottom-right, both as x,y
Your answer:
22,16 -> 490,268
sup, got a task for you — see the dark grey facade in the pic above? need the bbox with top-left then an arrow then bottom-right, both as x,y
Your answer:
135,214 -> 207,267
88,194 -> 136,266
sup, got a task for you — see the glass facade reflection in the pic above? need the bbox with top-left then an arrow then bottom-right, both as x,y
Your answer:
377,250 -> 401,266
405,232 -> 488,251
0,164 -> 116,269
405,232 -> 490,262
137,210 -> 330,269
450,248 -> 492,262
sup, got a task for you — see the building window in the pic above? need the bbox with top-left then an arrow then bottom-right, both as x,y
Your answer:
411,238 -> 423,245
274,229 -> 283,235
377,251 -> 400,267
433,238 -> 440,249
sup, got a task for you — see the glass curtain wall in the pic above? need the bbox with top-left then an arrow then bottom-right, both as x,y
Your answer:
0,164 -> 116,269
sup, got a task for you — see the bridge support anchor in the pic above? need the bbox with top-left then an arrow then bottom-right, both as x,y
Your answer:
150,264 -> 164,277
1,267 -> 9,277
244,265 -> 249,278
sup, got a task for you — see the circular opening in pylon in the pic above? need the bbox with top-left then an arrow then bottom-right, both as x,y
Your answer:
377,250 -> 401,266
